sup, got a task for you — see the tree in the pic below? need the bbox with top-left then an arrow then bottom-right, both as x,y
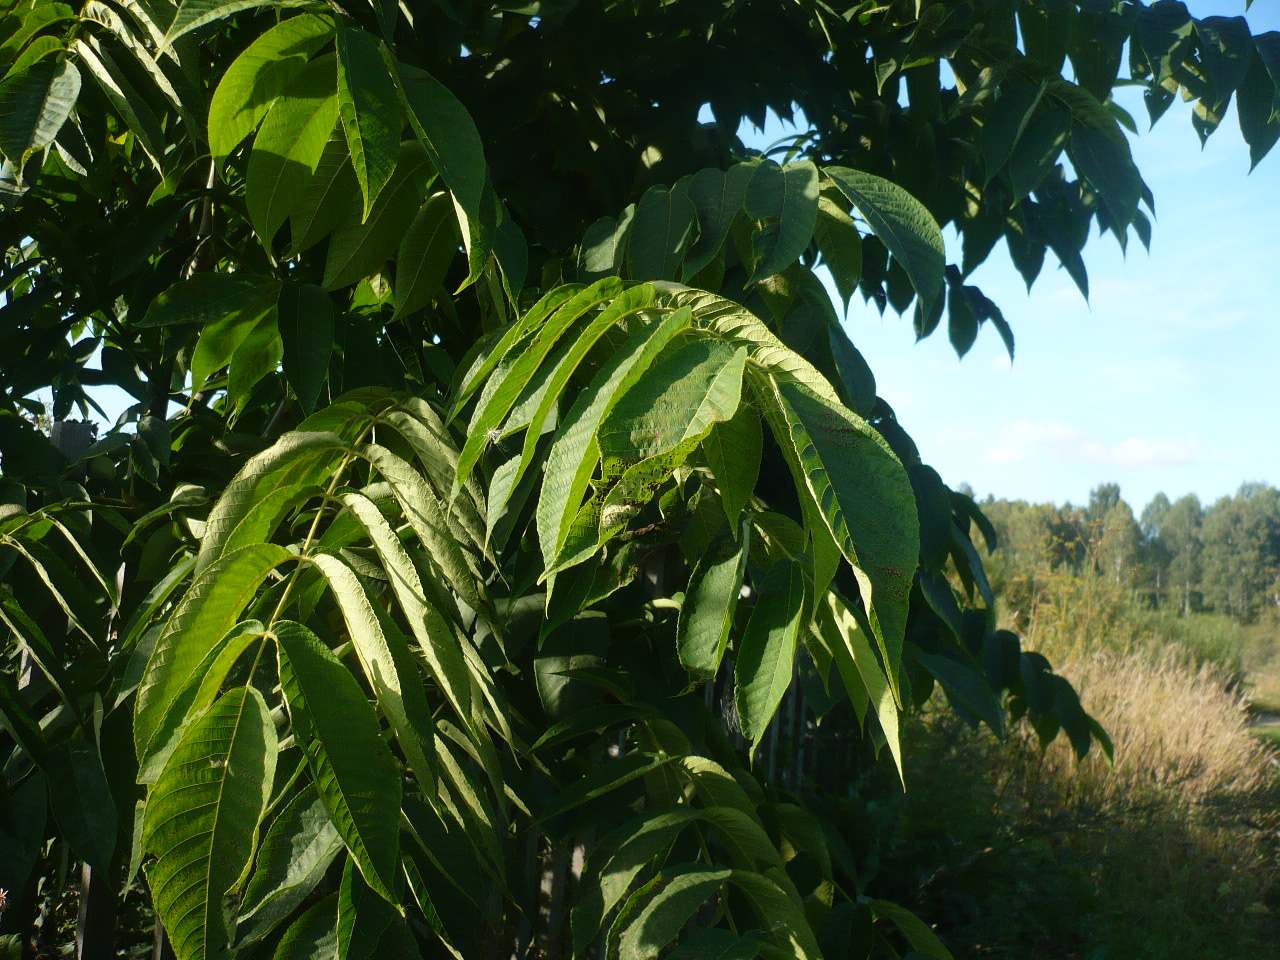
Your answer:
1098,499 -> 1141,587
1200,484 -> 1280,621
1,2 -> 1275,959
1140,491 -> 1172,609
1164,493 -> 1206,616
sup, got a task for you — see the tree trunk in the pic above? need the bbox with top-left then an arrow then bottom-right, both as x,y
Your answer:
75,864 -> 117,960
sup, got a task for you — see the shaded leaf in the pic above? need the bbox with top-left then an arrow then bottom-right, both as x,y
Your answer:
275,620 -> 402,904
144,687 -> 277,960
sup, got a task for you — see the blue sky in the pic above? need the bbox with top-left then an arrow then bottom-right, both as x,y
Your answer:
773,1 -> 1280,515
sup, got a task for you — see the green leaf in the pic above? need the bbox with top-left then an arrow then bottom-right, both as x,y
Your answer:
394,191 -> 460,319
207,13 -> 334,165
823,166 -> 944,319
336,857 -> 397,960
278,281 -> 334,415
336,21 -> 400,219
542,751 -> 672,820
394,63 -> 491,284
226,310 -> 283,411
671,930 -> 763,960
161,0 -> 281,48
455,277 -> 622,494
237,785 -> 343,947
134,545 -> 290,779
323,141 -> 433,289
1006,106 -> 1070,201
196,431 -> 352,574
72,38 -> 164,169
616,866 -> 731,960
677,522 -> 749,681
275,620 -> 402,905
271,893 -> 339,960
745,159 -> 820,282
627,181 -> 696,281
247,54 -> 340,246
189,281 -> 281,392
496,282 -> 660,534
757,375 -> 918,690
573,806 -> 698,953
0,584 -> 75,706
827,326 -> 877,419
536,305 -> 690,575
599,338 -> 747,465
140,273 -> 271,329
591,340 -> 747,551
869,900 -> 953,960
308,553 -> 454,804
913,650 -> 1004,736
0,669 -> 49,764
47,739 -> 118,869
703,403 -> 762,525
144,686 -> 278,960
735,558 -> 804,747
287,134 -> 360,255
579,206 -> 634,281
683,161 -> 758,279
0,58 -> 80,172
817,592 -> 901,782
980,83 -> 1046,183
814,196 -> 863,311
337,490 -> 474,729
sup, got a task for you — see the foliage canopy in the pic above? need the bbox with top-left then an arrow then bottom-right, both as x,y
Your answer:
1,0 -> 1276,958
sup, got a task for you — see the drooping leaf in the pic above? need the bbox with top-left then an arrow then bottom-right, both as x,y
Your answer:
757,375 -> 917,689
47,738 -> 118,869
336,20 -> 400,218
275,620 -> 402,905
144,686 -> 277,960
703,402 -> 762,526
0,58 -> 80,172
817,592 -> 902,781
199,432 -> 353,571
162,0 -> 280,48
237,785 -> 343,947
814,195 -> 863,311
247,54 -> 340,246
394,63 -> 491,284
745,159 -> 819,282
735,558 -> 804,747
134,546 -> 289,781
140,273 -> 269,328
677,521 -> 749,681
188,281 -> 281,392
578,206 -> 635,281
823,166 -> 944,318
455,278 -> 622,494
536,305 -> 690,574
394,190 -> 460,319
323,141 -> 433,289
615,866 -> 731,960
72,38 -> 164,168
627,181 -> 696,281
278,280 -> 335,415
271,893 -> 339,960
683,161 -> 758,279
207,14 -> 334,164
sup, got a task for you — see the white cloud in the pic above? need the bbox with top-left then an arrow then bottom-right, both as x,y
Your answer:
984,421 -> 1201,469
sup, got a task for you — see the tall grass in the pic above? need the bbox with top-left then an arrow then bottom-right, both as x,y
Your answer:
888,569 -> 1280,960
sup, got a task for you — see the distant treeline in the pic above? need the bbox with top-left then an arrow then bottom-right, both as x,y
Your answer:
975,482 -> 1280,623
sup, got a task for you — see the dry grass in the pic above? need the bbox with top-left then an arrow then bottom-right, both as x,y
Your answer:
898,570 -> 1280,959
